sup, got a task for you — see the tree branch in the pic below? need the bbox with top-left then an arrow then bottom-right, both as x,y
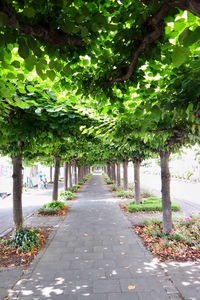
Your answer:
112,0 -> 200,82
0,0 -> 84,47
194,108 -> 200,118
150,127 -> 182,134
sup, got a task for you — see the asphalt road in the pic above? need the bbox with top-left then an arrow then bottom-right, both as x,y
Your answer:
0,183 -> 63,236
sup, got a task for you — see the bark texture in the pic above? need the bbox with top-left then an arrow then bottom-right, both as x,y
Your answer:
116,163 -> 121,187
64,162 -> 68,191
111,162 -> 116,183
12,154 -> 23,231
123,158 -> 128,191
134,159 -> 141,204
74,162 -> 78,184
78,166 -> 81,182
49,166 -> 53,183
52,155 -> 60,201
69,165 -> 72,188
107,162 -> 111,179
160,151 -> 172,234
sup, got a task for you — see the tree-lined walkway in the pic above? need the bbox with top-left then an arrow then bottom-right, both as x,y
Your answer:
9,174 -> 177,299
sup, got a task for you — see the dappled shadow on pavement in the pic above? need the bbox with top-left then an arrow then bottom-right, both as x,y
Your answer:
7,175 -> 191,299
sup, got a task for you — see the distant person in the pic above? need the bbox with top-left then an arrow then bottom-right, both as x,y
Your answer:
42,174 -> 48,189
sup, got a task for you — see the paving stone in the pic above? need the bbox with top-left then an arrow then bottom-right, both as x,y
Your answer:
8,175 -> 180,299
78,294 -> 108,300
119,277 -> 167,293
93,279 -> 121,293
108,292 -> 140,300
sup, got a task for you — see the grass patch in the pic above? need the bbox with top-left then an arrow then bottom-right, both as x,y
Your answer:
127,197 -> 180,212
116,190 -> 134,199
38,201 -> 67,215
110,184 -> 119,192
135,214 -> 200,261
68,184 -> 80,193
102,173 -> 114,185
60,190 -> 74,200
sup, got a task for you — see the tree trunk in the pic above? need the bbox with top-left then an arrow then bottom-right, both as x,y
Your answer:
64,162 -> 68,191
160,151 -> 172,234
69,165 -> 72,188
117,163 -> 121,187
12,154 -> 23,231
107,162 -> 111,179
52,155 -> 60,201
123,157 -> 128,191
74,162 -> 78,184
111,162 -> 116,183
134,159 -> 141,204
78,166 -> 81,182
49,166 -> 53,183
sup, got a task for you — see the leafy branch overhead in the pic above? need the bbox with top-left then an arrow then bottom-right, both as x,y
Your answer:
0,0 -> 84,47
112,0 -> 200,82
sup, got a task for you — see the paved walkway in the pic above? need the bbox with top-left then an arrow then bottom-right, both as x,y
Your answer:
8,174 -> 180,300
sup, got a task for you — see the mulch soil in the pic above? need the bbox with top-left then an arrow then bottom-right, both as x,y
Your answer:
0,227 -> 52,268
134,224 -> 200,262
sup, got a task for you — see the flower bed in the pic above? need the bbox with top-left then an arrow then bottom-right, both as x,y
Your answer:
134,214 -> 200,261
0,227 -> 52,268
37,201 -> 68,216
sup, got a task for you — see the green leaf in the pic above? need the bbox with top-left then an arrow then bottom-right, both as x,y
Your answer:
46,70 -> 56,81
171,46 -> 188,68
17,74 -> 25,81
18,40 -> 29,59
182,27 -> 200,47
7,72 -> 16,79
12,61 -> 20,68
23,7 -> 35,18
26,85 -> 35,93
0,12 -> 8,27
25,55 -> 36,71
186,103 -> 193,115
151,105 -> 161,122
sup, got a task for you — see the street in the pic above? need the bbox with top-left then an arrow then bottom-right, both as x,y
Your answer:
140,172 -> 200,216
0,183 -> 63,236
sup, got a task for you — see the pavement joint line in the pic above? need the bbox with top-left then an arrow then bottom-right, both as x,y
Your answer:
156,264 -> 185,300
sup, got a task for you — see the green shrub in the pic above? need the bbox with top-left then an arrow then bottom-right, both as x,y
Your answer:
45,201 -> 65,209
116,190 -> 134,198
38,201 -> 66,215
60,190 -> 74,200
110,184 -> 119,191
38,207 -> 59,215
127,197 -> 180,213
69,184 -> 80,193
102,173 -> 113,185
12,228 -> 40,252
170,232 -> 182,242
